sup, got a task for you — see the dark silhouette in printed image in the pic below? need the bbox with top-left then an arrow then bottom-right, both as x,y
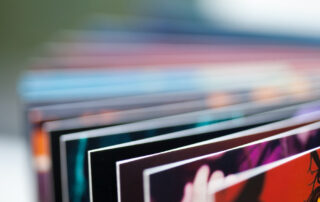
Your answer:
307,151 -> 320,202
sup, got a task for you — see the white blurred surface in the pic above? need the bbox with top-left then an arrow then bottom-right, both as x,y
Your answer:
198,0 -> 320,37
0,135 -> 35,202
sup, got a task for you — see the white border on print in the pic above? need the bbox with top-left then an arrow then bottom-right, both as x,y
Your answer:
116,109 -> 320,201
61,92 -> 320,202
210,146 -> 320,195
142,121 -> 320,202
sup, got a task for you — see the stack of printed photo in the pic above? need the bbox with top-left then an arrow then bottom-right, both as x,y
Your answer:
19,16 -> 320,202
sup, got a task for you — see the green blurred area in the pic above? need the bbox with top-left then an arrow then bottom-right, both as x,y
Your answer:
0,0 -> 132,55
0,0 -> 131,135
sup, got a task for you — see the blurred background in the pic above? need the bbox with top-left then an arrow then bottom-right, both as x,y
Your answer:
3,0 -> 320,137
1,0 -> 320,201
0,0 -> 128,137
0,2 -> 129,201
